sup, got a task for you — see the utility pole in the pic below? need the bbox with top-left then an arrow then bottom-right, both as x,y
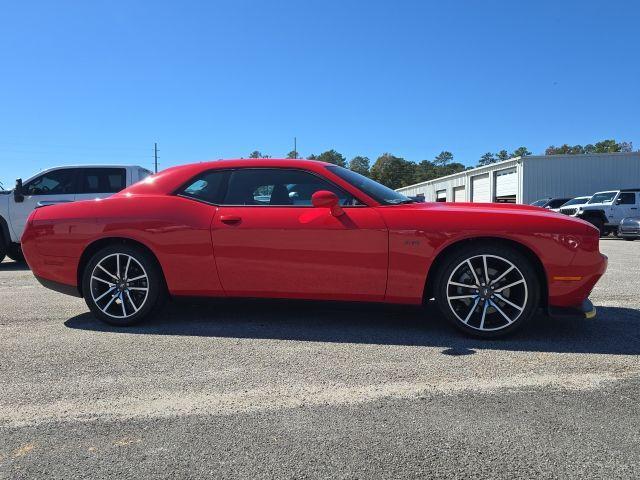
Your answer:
294,137 -> 297,158
154,142 -> 159,173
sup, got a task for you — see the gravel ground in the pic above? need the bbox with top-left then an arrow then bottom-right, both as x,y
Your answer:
1,238 -> 639,479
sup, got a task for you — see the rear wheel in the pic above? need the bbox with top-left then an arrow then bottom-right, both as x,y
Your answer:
82,244 -> 165,326
434,245 -> 540,338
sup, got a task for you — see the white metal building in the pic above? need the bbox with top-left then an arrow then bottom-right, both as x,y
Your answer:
396,152 -> 640,204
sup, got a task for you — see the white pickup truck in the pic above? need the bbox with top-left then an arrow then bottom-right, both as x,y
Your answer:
0,165 -> 151,262
576,189 -> 640,236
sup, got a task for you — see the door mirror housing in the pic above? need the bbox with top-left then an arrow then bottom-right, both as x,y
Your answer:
311,190 -> 344,216
14,178 -> 24,203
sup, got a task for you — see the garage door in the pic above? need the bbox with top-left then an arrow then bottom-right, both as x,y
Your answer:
453,186 -> 465,202
436,189 -> 447,202
495,168 -> 517,202
471,174 -> 490,202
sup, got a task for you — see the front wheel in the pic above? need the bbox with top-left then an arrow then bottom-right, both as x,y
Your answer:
434,245 -> 540,338
82,244 -> 165,326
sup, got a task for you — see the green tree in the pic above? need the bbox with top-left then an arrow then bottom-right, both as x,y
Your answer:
286,150 -> 299,159
511,146 -> 531,157
478,152 -> 495,166
439,162 -> 466,177
433,151 -> 454,166
370,153 -> 416,189
413,159 -> 437,183
348,156 -> 370,176
307,154 -> 317,160
316,149 -> 346,167
594,139 -> 621,153
249,150 -> 269,158
545,140 -> 632,155
496,150 -> 510,162
618,141 -> 633,152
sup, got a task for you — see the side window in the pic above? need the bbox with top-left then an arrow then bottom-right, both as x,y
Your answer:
223,169 -> 359,206
24,169 -> 77,195
617,192 -> 636,205
178,170 -> 228,204
81,168 -> 127,194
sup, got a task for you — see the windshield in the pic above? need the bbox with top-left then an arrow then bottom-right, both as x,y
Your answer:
588,192 -> 616,204
562,197 -> 589,206
326,166 -> 413,205
530,199 -> 549,207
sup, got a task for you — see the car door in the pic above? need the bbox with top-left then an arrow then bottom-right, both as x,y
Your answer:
75,167 -> 128,202
612,192 -> 639,222
8,168 -> 78,240
210,167 -> 389,301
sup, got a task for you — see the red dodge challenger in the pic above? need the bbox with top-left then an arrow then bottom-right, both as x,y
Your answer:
21,159 -> 607,338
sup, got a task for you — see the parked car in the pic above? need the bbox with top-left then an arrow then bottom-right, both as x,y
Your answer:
619,217 -> 640,241
0,165 -> 151,263
21,159 -> 607,338
558,196 -> 592,217
576,189 -> 640,236
530,197 -> 573,211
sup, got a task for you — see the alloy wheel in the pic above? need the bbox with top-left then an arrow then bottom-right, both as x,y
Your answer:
446,254 -> 528,332
89,253 -> 150,319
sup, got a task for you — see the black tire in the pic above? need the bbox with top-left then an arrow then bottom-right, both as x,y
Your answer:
7,245 -> 25,262
434,244 -> 540,338
0,253 -> 5,264
624,238 -> 635,242
82,244 -> 165,326
586,217 -> 606,237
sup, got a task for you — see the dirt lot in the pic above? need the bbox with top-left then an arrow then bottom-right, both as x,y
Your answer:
1,238 -> 639,479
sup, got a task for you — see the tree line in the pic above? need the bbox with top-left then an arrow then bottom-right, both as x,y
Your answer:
246,138 -> 634,190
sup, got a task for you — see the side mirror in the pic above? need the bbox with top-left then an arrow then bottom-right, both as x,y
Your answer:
615,197 -> 622,205
311,190 -> 344,217
14,178 -> 24,203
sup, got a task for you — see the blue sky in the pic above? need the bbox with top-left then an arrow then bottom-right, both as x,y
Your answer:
1,0 -> 638,187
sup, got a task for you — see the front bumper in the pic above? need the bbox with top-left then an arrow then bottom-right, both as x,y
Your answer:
548,298 -> 597,319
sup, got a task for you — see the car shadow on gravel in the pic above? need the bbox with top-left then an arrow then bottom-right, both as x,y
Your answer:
64,298 -> 640,356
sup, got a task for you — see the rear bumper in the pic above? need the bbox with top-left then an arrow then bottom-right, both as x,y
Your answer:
34,274 -> 82,298
548,298 -> 597,319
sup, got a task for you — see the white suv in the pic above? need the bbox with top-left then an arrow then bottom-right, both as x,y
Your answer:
0,165 -> 151,262
558,196 -> 592,216
576,189 -> 640,236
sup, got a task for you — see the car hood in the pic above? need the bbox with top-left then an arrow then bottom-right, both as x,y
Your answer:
581,202 -> 613,208
388,201 -> 551,214
380,201 -> 598,235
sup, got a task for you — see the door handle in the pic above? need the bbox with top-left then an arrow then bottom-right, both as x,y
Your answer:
220,215 -> 242,224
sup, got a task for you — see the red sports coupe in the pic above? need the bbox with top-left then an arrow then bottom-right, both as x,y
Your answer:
21,159 -> 607,337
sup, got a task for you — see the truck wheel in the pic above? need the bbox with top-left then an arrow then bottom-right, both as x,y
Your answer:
587,217 -> 606,236
7,245 -> 25,262
0,253 -> 5,264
